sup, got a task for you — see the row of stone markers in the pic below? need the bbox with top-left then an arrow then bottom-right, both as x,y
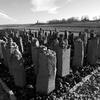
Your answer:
0,29 -> 69,95
27,29 -> 100,95
72,31 -> 100,67
0,37 -> 26,88
30,30 -> 83,94
0,28 -> 100,95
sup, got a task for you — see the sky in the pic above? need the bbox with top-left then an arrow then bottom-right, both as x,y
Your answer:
0,0 -> 100,24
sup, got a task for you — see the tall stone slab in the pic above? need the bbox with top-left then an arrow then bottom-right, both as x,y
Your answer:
9,48 -> 26,87
31,46 -> 39,65
87,37 -> 99,65
4,39 -> 18,69
5,39 -> 26,87
36,49 -> 56,95
72,38 -> 84,67
56,46 -> 70,77
31,38 -> 40,66
1,42 -> 8,67
98,37 -> 100,61
0,40 -> 5,60
6,44 -> 13,69
16,37 -> 24,54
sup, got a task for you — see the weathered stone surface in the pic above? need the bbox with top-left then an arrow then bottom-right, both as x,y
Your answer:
97,37 -> 100,61
57,46 -> 70,77
36,49 -> 56,94
72,38 -> 84,67
32,44 -> 47,76
18,37 -> 24,53
31,38 -> 39,66
79,32 -> 88,55
9,48 -> 26,87
31,47 -> 39,65
1,41 -> 8,66
5,39 -> 26,87
0,40 -> 5,59
87,37 -> 99,65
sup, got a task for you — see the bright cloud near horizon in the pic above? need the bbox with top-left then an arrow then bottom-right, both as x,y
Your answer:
0,0 -> 100,24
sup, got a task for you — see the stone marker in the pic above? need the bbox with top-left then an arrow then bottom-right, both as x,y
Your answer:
56,46 -> 70,77
5,38 -> 16,69
79,32 -> 88,55
31,38 -> 40,66
31,38 -> 47,75
6,39 -> 26,87
0,40 -> 5,60
98,37 -> 100,61
87,37 -> 99,65
52,37 -> 70,77
1,41 -> 8,67
17,37 -> 24,54
72,38 -> 84,67
9,48 -> 26,87
36,49 -> 56,94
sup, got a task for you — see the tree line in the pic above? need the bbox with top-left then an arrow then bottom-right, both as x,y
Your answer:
35,16 -> 100,25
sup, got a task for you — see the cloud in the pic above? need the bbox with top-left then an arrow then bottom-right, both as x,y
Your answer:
0,12 -> 17,22
31,0 -> 71,14
31,0 -> 59,14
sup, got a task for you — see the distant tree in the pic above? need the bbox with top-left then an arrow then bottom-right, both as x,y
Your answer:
93,16 -> 100,22
81,16 -> 89,22
48,19 -> 60,24
66,17 -> 79,23
93,16 -> 98,21
61,18 -> 67,23
48,17 -> 79,24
